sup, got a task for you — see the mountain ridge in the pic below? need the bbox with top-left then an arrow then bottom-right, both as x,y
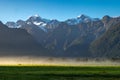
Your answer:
1,14 -> 120,58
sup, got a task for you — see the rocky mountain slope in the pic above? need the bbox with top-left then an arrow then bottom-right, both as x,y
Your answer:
90,22 -> 120,58
0,21 -> 49,56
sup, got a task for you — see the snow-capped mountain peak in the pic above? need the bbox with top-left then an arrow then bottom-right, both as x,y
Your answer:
65,14 -> 100,25
31,14 -> 41,19
26,15 -> 60,32
28,15 -> 41,22
77,14 -> 90,19
34,14 -> 40,17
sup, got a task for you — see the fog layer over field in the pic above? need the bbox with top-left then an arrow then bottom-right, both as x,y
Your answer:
0,56 -> 120,66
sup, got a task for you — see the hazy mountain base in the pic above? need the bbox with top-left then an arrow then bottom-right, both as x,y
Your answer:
0,57 -> 120,66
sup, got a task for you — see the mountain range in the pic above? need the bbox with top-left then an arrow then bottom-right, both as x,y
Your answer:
1,14 -> 120,58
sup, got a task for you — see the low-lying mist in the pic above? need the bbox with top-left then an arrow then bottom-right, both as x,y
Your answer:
0,56 -> 120,66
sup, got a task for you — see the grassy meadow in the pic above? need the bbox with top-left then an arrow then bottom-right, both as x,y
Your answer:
0,66 -> 120,80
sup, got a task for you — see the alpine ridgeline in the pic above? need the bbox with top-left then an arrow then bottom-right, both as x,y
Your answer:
5,14 -> 120,58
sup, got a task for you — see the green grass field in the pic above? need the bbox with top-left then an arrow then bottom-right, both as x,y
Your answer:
0,66 -> 120,80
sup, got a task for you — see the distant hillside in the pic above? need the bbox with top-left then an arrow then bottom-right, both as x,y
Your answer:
0,21 -> 49,56
90,22 -> 120,58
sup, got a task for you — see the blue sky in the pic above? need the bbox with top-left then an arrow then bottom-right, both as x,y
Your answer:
0,0 -> 120,23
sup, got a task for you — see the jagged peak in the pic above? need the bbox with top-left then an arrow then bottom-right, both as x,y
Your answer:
34,14 -> 40,17
28,14 -> 41,20
102,15 -> 111,19
77,14 -> 90,19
